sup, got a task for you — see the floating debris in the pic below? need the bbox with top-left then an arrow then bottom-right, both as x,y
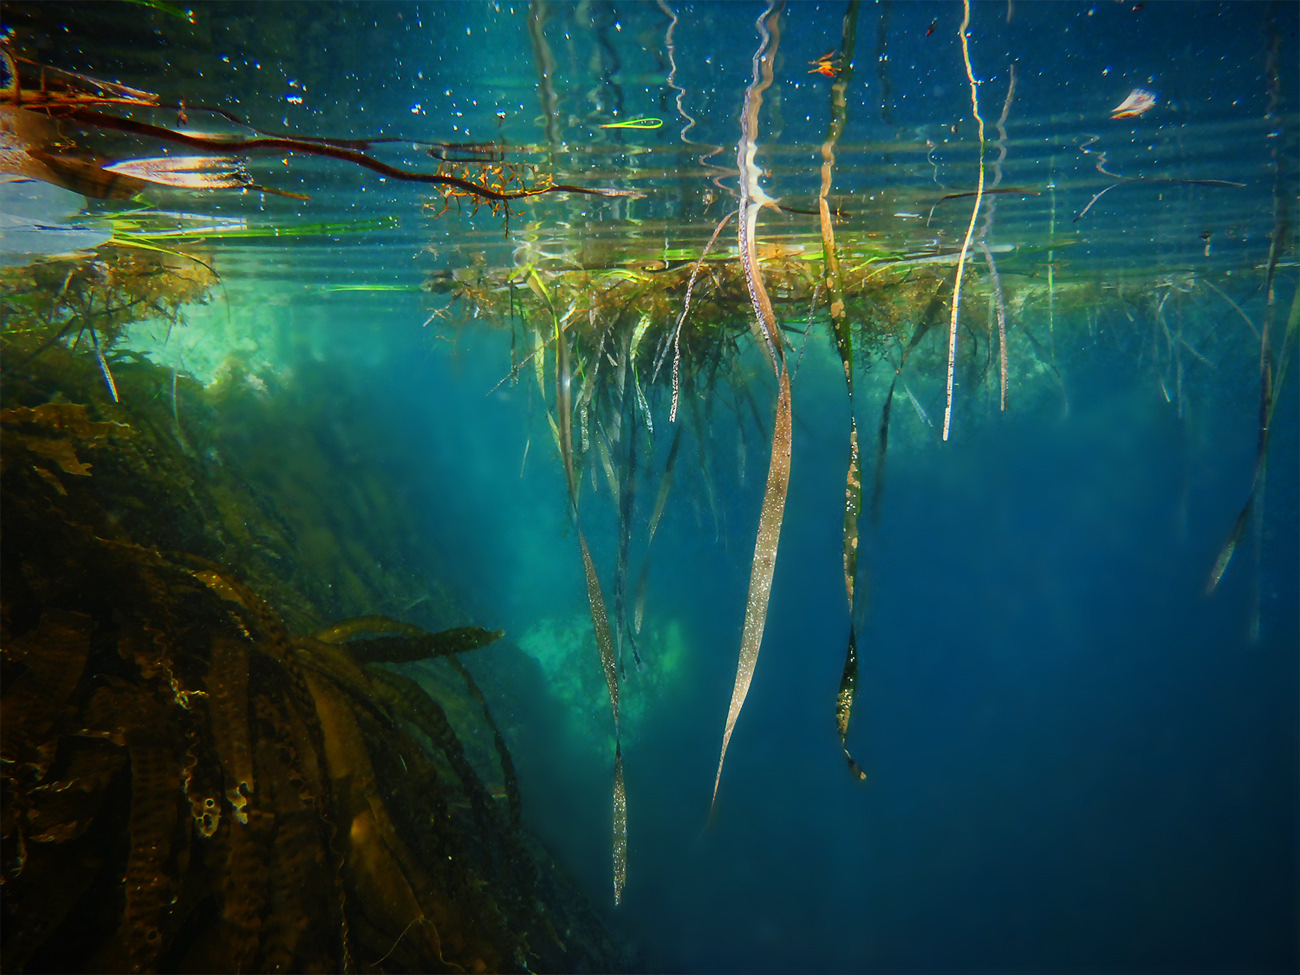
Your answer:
1110,87 -> 1158,119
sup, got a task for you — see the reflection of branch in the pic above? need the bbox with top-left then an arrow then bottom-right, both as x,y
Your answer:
1074,177 -> 1244,223
1073,134 -> 1243,222
52,106 -> 641,205
926,186 -> 1038,226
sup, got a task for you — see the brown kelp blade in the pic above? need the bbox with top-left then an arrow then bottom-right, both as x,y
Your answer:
310,614 -> 502,656
711,363 -> 792,808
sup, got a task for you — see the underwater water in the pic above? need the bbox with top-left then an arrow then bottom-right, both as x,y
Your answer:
3,1 -> 1298,972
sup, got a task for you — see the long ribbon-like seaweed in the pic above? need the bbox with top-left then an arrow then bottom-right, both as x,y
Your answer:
711,0 -> 792,811
533,267 -> 627,905
816,0 -> 867,781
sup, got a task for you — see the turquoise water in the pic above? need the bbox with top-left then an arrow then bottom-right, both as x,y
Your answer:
4,1 -> 1297,971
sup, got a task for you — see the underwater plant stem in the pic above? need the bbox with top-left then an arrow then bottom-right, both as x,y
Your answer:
735,2 -> 785,377
942,0 -> 986,442
712,0 -> 791,812
1047,158 -> 1058,365
1205,12 -> 1297,603
739,198 -> 782,374
88,327 -> 119,403
979,240 -> 1009,411
712,363 -> 792,808
655,208 -> 736,422
978,64 -> 1015,413
816,0 -> 868,781
545,271 -> 626,905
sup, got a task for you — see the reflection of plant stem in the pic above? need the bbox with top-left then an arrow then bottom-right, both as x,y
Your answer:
976,64 -> 1014,412
527,0 -> 562,157
655,0 -> 694,145
942,0 -> 985,441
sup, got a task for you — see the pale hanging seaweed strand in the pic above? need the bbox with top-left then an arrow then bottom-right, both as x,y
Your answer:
711,0 -> 793,812
652,208 -> 737,423
536,267 -> 626,905
633,424 -> 684,637
942,0 -> 987,442
815,0 -> 867,782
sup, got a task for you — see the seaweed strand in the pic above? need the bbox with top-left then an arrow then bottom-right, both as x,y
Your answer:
711,0 -> 793,812
942,0 -> 986,442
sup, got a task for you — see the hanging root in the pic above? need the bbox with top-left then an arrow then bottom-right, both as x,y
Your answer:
942,0 -> 986,442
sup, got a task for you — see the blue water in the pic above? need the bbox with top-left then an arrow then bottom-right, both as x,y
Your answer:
348,286 -> 1297,972
10,0 -> 1296,969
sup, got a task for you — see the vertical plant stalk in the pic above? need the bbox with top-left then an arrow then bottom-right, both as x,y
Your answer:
979,240 -> 1009,410
652,208 -> 736,423
711,0 -> 793,811
633,424 -> 683,637
536,268 -> 627,905
816,0 -> 868,781
942,0 -> 987,442
1205,12 -> 1297,607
